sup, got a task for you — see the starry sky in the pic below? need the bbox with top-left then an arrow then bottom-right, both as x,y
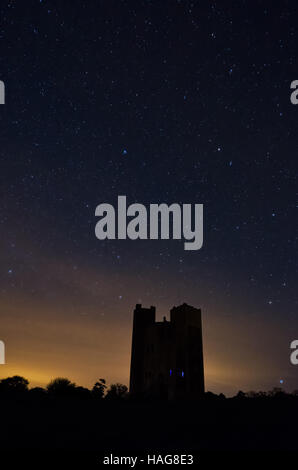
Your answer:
0,0 -> 297,395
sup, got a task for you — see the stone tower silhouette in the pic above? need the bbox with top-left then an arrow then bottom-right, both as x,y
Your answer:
129,303 -> 204,399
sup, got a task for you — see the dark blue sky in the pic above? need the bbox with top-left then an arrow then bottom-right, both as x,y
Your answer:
0,0 -> 297,394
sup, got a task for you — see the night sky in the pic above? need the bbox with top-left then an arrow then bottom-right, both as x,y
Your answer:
0,0 -> 297,395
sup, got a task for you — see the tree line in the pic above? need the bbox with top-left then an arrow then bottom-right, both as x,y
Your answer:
1,375 -> 298,401
0,375 -> 128,400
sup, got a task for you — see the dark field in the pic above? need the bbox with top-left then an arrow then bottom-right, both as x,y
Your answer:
1,395 -> 297,453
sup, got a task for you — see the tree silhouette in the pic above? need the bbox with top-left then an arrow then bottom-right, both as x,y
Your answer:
247,390 -> 267,398
268,387 -> 286,398
235,390 -> 246,399
0,375 -> 29,393
29,386 -> 46,396
92,378 -> 106,399
74,386 -> 91,399
46,377 -> 76,396
105,383 -> 128,400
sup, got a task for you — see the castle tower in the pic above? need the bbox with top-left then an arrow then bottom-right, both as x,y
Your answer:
169,303 -> 205,399
129,304 -> 156,397
129,303 -> 204,400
